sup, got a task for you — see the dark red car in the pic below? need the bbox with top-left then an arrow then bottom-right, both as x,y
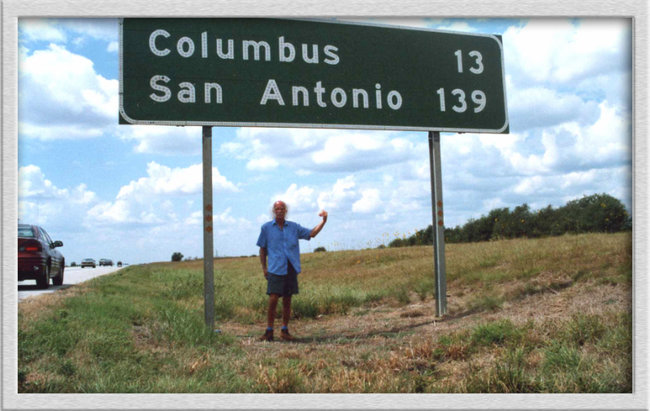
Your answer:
18,224 -> 65,289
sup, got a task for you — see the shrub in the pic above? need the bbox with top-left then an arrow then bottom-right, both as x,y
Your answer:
171,252 -> 184,262
403,193 -> 631,246
314,246 -> 327,252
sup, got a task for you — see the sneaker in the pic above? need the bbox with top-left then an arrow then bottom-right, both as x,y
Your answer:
280,328 -> 296,341
259,329 -> 274,342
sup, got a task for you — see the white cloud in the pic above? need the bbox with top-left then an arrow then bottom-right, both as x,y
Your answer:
19,44 -> 118,140
452,98 -> 630,181
270,176 -> 387,217
377,177 -> 431,222
61,19 -> 118,42
509,102 -> 630,175
271,183 -> 317,213
85,200 -> 253,260
578,102 -> 631,164
507,83 -> 600,129
343,17 -> 440,30
433,21 -> 477,33
503,19 -> 630,86
18,24 -> 206,155
482,197 -> 508,212
117,125 -> 202,155
352,189 -> 382,213
257,213 -> 272,224
185,210 -> 203,225
180,207 -> 255,238
551,19 -> 630,83
224,128 -> 418,174
560,169 -> 598,189
117,162 -> 238,200
19,165 -> 97,205
513,175 -> 547,195
19,20 -> 66,42
317,176 -> 357,211
19,165 -> 68,199
212,208 -> 254,236
18,165 -> 98,230
310,133 -> 414,172
85,161 -> 238,229
224,127 -> 324,168
19,18 -> 117,44
87,199 -> 142,225
247,156 -> 279,171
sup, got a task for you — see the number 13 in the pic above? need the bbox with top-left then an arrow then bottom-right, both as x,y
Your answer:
455,50 -> 484,74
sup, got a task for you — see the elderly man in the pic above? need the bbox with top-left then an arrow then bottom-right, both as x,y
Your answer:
256,201 -> 328,341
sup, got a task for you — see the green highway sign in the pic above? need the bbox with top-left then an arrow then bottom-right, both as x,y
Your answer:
120,18 -> 508,133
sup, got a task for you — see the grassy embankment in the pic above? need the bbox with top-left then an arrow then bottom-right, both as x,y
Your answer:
18,232 -> 632,393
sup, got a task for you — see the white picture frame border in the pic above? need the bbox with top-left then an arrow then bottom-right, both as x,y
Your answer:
2,0 -> 647,410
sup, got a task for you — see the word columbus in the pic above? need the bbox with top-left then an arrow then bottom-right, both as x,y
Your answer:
149,30 -> 341,65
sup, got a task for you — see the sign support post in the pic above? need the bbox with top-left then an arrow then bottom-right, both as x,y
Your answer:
202,126 -> 215,329
428,131 -> 447,317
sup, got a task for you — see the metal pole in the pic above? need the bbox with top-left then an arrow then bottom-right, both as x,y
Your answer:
428,131 -> 447,317
202,126 -> 215,329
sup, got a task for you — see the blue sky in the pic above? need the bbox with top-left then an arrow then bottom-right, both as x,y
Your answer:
17,17 -> 632,265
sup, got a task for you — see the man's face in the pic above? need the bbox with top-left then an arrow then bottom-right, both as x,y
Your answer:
273,202 -> 287,220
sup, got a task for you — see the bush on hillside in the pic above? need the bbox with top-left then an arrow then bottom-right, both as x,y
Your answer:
392,193 -> 631,247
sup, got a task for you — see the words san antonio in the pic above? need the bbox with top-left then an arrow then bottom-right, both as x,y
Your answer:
147,29 -> 404,110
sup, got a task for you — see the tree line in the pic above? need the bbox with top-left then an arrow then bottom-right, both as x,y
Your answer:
389,193 -> 631,247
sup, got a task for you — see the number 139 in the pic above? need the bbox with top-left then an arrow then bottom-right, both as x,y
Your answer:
436,88 -> 487,113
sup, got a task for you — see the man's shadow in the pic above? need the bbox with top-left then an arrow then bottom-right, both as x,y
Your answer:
246,319 -> 441,344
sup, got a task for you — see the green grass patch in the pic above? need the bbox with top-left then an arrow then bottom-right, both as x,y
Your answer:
470,319 -> 525,347
467,294 -> 504,312
560,313 -> 607,346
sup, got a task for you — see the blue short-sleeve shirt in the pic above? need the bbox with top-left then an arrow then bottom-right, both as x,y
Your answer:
256,220 -> 312,275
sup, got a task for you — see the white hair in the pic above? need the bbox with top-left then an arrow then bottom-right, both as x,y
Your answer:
271,200 -> 289,218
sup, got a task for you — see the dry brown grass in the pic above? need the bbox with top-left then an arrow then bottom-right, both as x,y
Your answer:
213,234 -> 632,392
205,273 -> 628,391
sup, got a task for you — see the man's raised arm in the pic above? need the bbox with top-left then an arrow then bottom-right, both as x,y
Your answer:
310,210 -> 328,238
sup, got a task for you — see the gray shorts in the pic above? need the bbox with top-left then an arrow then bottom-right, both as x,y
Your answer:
267,262 -> 299,296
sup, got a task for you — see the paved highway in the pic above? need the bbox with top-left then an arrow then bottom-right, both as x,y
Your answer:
18,265 -> 124,302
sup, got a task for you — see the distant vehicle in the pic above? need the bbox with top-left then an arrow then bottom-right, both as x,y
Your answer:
99,258 -> 113,266
117,261 -> 123,267
18,224 -> 65,289
80,258 -> 96,268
